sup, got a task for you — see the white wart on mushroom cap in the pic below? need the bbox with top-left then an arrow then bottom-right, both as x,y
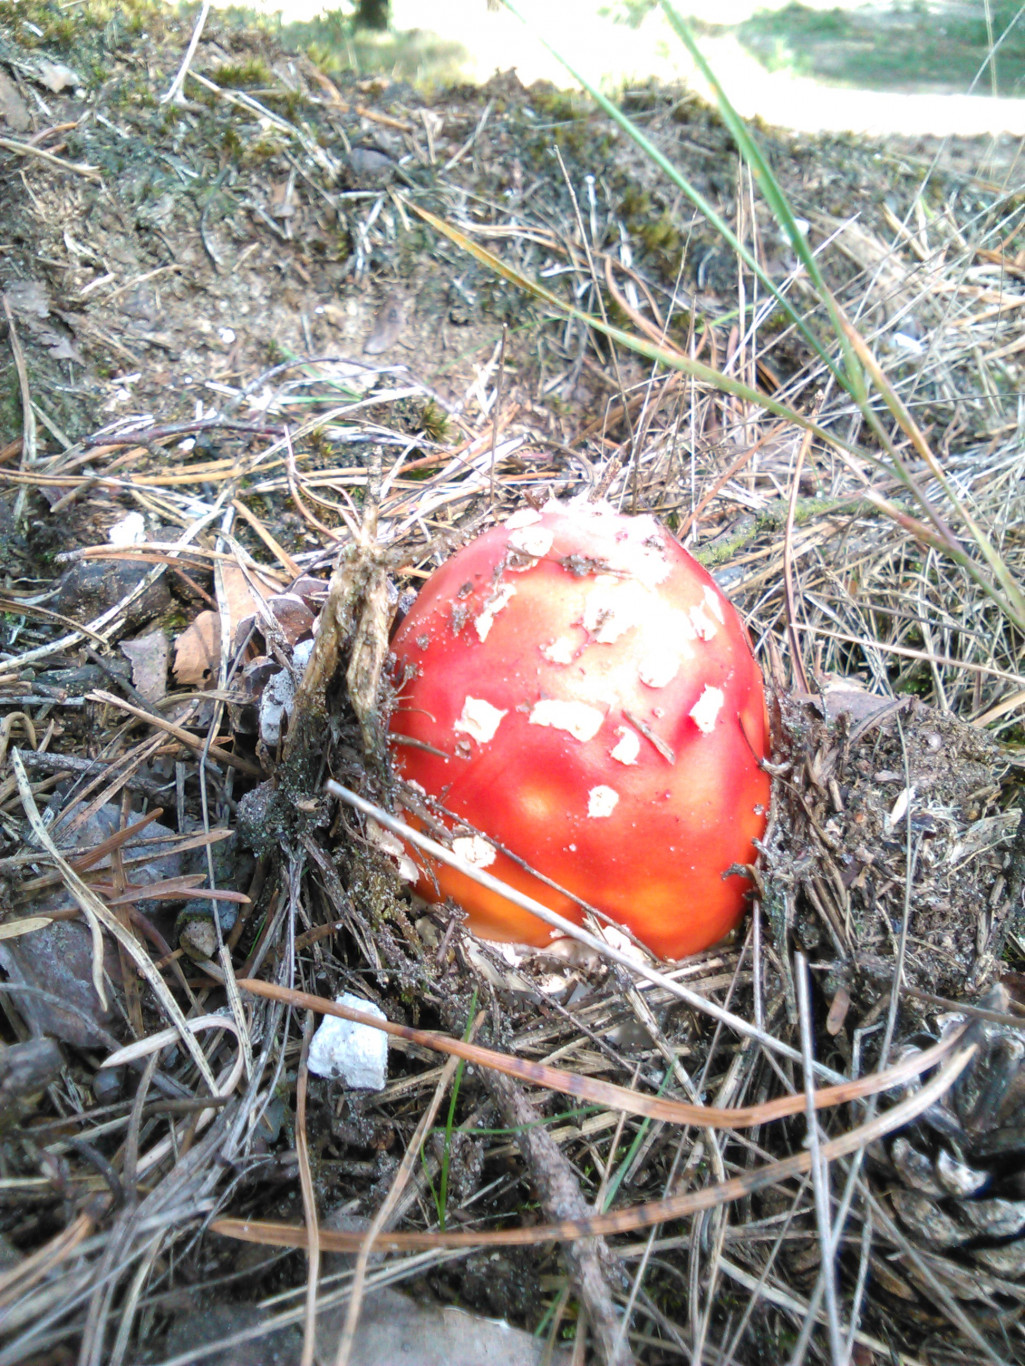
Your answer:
387,498 -> 770,958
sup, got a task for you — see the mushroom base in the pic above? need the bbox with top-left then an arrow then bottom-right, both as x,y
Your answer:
402,822 -> 758,959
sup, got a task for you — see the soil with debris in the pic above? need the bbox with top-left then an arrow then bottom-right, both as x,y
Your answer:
1,4 -> 1024,1365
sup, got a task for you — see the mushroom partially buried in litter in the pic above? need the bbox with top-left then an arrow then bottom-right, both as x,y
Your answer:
386,498 -> 770,959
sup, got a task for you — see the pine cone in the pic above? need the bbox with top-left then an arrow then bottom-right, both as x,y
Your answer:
870,988 -> 1025,1344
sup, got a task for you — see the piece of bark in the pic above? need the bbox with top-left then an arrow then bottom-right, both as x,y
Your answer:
480,1067 -> 635,1366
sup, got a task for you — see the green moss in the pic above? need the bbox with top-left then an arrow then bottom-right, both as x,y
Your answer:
306,41 -> 344,76
213,57 -> 274,89
108,75 -> 158,111
261,89 -> 304,121
304,425 -> 333,459
246,134 -> 287,163
0,0 -> 164,56
529,87 -> 586,123
220,126 -> 243,161
418,399 -> 450,443
637,211 -> 682,268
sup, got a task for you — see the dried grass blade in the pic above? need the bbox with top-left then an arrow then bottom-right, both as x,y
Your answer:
87,690 -> 263,778
838,311 -> 1025,630
332,1047 -> 467,1366
407,203 -> 841,446
67,808 -> 166,873
212,1033 -> 976,1252
235,977 -> 966,1130
11,748 -> 218,1091
498,0 -> 839,383
656,0 -> 861,388
296,1016 -> 319,1366
325,783 -> 846,1076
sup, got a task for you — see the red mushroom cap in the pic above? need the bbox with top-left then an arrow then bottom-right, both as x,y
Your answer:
387,498 -> 770,959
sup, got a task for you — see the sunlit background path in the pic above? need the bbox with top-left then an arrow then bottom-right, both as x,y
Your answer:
221,0 -> 1025,137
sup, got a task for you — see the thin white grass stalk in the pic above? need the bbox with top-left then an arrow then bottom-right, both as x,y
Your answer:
411,209 -> 1023,632
660,0 -> 1024,619
11,749 -> 218,1091
106,1237 -> 161,1366
717,1256 -> 928,1366
657,0 -> 862,383
408,203 -> 842,447
332,1051 -> 465,1366
497,0 -> 841,384
792,952 -> 843,1366
297,1016 -> 320,1366
328,779 -> 850,1083
497,2 -> 1025,635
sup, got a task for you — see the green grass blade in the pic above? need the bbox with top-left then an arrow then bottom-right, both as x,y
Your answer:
436,990 -> 478,1231
409,202 -> 839,445
498,0 -> 843,387
657,0 -> 865,394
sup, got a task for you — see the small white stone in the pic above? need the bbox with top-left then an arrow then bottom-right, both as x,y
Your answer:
454,695 -> 507,744
587,785 -> 619,818
307,993 -> 388,1090
259,668 -> 294,747
107,511 -> 146,546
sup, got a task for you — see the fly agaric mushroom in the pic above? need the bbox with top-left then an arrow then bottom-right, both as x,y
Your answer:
386,498 -> 769,959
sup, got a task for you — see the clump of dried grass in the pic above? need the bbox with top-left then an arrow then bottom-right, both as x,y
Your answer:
1,23 -> 1024,1366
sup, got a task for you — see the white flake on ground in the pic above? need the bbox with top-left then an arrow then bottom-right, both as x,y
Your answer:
259,667 -> 295,748
610,726 -> 641,765
528,699 -> 603,742
452,834 -> 497,868
107,511 -> 146,546
703,583 -> 726,624
638,645 -> 680,689
885,785 -> 916,835
504,508 -> 543,530
367,818 -> 418,882
454,695 -> 507,744
587,785 -> 620,817
307,993 -> 388,1089
474,583 -> 516,641
689,601 -> 719,640
542,636 -> 576,664
689,684 -> 725,733
508,524 -> 554,558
